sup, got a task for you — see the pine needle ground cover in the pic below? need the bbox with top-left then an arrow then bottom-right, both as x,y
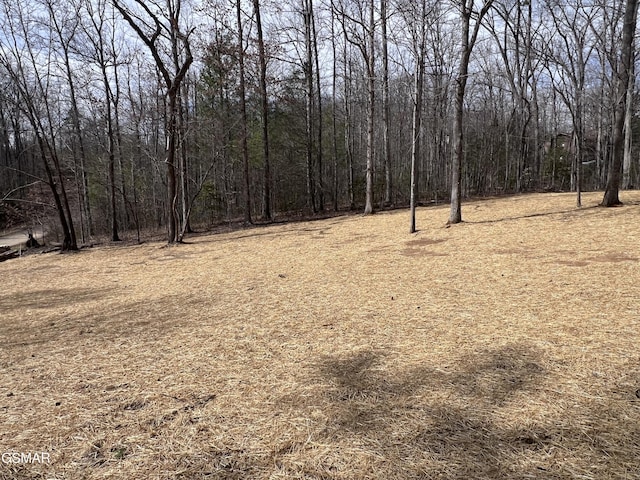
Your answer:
1,191 -> 639,479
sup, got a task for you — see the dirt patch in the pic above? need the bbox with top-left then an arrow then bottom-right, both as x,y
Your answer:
401,237 -> 448,257
1,191 -> 640,479
554,259 -> 590,267
405,237 -> 448,247
401,249 -> 449,257
589,253 -> 638,263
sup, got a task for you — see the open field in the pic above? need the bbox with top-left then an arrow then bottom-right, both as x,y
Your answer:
1,191 -> 639,479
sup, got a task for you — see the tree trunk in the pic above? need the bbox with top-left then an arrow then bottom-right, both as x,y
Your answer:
36,135 -> 75,250
410,40 -> 425,233
381,0 -> 392,207
103,70 -> 120,242
603,0 -> 638,206
574,130 -> 582,207
178,87 -> 191,236
253,0 -> 273,221
113,0 -> 193,242
303,0 -> 317,213
622,53 -> 635,189
449,0 -> 494,224
343,49 -> 354,210
167,94 -> 179,243
363,0 -> 375,215
237,0 -> 252,224
331,1 -> 339,212
311,0 -> 324,211
64,51 -> 93,240
449,76 -> 465,224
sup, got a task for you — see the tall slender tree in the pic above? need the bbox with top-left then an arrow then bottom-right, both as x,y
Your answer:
303,0 -> 317,213
622,52 -> 635,189
544,0 -> 598,208
46,0 -> 93,241
311,0 -> 324,211
330,0 -> 340,211
407,0 -> 429,233
114,0 -> 194,243
449,0 -> 494,224
237,0 -> 253,224
253,0 -> 273,221
363,0 -> 375,215
381,0 -> 392,207
83,0 -> 121,241
0,0 -> 78,249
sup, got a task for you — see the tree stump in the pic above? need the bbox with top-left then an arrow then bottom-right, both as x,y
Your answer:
26,233 -> 40,248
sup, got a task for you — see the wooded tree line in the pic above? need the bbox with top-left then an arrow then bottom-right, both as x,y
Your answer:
0,0 -> 637,247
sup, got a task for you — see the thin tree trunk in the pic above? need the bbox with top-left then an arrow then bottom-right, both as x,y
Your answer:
36,134 -> 75,249
303,0 -> 317,213
623,53 -> 635,189
575,130 -> 582,207
331,0 -> 339,212
311,0 -> 324,211
363,0 -> 375,215
178,88 -> 190,236
343,46 -> 354,210
253,0 -> 273,221
381,0 -> 392,207
237,0 -> 252,224
410,37 -> 425,233
103,73 -> 120,242
111,28 -> 130,230
65,55 -> 92,239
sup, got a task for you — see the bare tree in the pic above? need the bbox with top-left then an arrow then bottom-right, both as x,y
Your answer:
252,0 -> 273,221
330,0 -> 340,211
83,0 -> 122,241
401,0 -> 431,232
448,0 -> 494,224
602,0 -> 638,206
343,26 -> 355,210
543,0 -> 599,208
0,0 -> 78,250
113,0 -> 194,243
486,0 -> 542,192
237,0 -> 253,224
363,0 -> 375,215
311,0 -> 324,211
622,52 -> 635,189
46,0 -> 94,242
381,0 -> 392,207
303,0 -> 317,213
334,0 -> 377,214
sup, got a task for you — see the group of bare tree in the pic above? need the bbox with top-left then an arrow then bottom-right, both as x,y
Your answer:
0,0 -> 638,247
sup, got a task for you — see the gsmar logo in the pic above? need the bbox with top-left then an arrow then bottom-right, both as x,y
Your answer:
1,452 -> 51,464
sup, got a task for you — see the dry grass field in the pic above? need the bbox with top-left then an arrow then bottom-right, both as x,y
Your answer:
1,191 -> 640,480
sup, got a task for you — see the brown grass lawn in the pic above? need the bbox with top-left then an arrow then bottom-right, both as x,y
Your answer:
1,191 -> 640,479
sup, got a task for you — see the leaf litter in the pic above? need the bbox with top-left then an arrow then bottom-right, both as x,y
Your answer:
1,191 -> 639,479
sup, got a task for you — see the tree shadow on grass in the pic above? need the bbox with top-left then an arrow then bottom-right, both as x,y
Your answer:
0,288 -> 107,313
0,288 -> 200,350
464,205 -> 600,225
305,345 -> 545,477
305,344 -> 640,479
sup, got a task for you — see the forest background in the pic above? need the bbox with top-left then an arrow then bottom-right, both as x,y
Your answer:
0,0 -> 638,248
